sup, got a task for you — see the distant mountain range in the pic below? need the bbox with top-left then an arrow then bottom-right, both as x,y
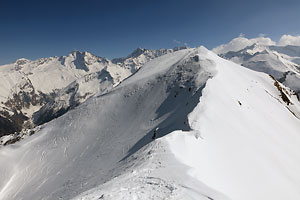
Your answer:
213,41 -> 300,96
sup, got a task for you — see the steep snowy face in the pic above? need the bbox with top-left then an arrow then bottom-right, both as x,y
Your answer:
0,47 -> 217,200
164,52 -> 300,200
214,38 -> 300,96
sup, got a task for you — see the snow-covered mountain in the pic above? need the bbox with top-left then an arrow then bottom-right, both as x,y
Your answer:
32,70 -> 114,126
213,36 -> 300,96
0,47 -> 184,139
0,46 -> 300,200
112,46 -> 187,73
0,51 -> 129,138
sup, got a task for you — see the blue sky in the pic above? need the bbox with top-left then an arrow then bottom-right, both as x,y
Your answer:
1,0 -> 300,64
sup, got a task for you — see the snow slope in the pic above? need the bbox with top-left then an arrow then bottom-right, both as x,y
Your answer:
0,47 -> 300,200
166,52 -> 300,200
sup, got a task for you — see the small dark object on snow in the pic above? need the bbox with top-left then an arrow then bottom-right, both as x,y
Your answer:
152,127 -> 159,139
174,91 -> 179,98
193,55 -> 199,62
98,194 -> 104,199
152,131 -> 157,139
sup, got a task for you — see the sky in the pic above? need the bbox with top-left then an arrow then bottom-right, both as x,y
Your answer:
1,0 -> 300,64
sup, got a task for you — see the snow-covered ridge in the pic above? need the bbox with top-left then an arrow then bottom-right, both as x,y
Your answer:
0,46 -> 189,139
112,46 -> 187,73
0,46 -> 300,200
0,47 -> 216,199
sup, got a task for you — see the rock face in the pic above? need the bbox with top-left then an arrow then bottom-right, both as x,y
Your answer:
0,76 -> 55,137
0,114 -> 22,138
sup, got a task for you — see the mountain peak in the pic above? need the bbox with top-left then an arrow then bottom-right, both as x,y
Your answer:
128,48 -> 147,58
68,50 -> 87,58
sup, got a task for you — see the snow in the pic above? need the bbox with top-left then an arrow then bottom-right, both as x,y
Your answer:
112,47 -> 186,74
0,51 -> 130,101
166,52 -> 300,200
72,137 -> 227,200
0,48 -> 207,200
0,51 -> 134,135
212,35 -> 275,54
217,39 -> 300,97
0,46 -> 300,200
0,48 -> 175,135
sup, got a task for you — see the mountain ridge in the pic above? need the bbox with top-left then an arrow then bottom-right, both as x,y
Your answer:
0,46 -> 299,199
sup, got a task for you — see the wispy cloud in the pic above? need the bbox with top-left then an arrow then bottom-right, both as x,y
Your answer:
278,34 -> 300,46
173,39 -> 188,47
173,39 -> 181,45
238,33 -> 245,38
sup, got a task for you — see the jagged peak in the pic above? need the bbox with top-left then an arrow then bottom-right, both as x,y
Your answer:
172,46 -> 188,51
68,50 -> 87,58
66,50 -> 108,62
128,47 -> 147,58
112,47 -> 167,64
